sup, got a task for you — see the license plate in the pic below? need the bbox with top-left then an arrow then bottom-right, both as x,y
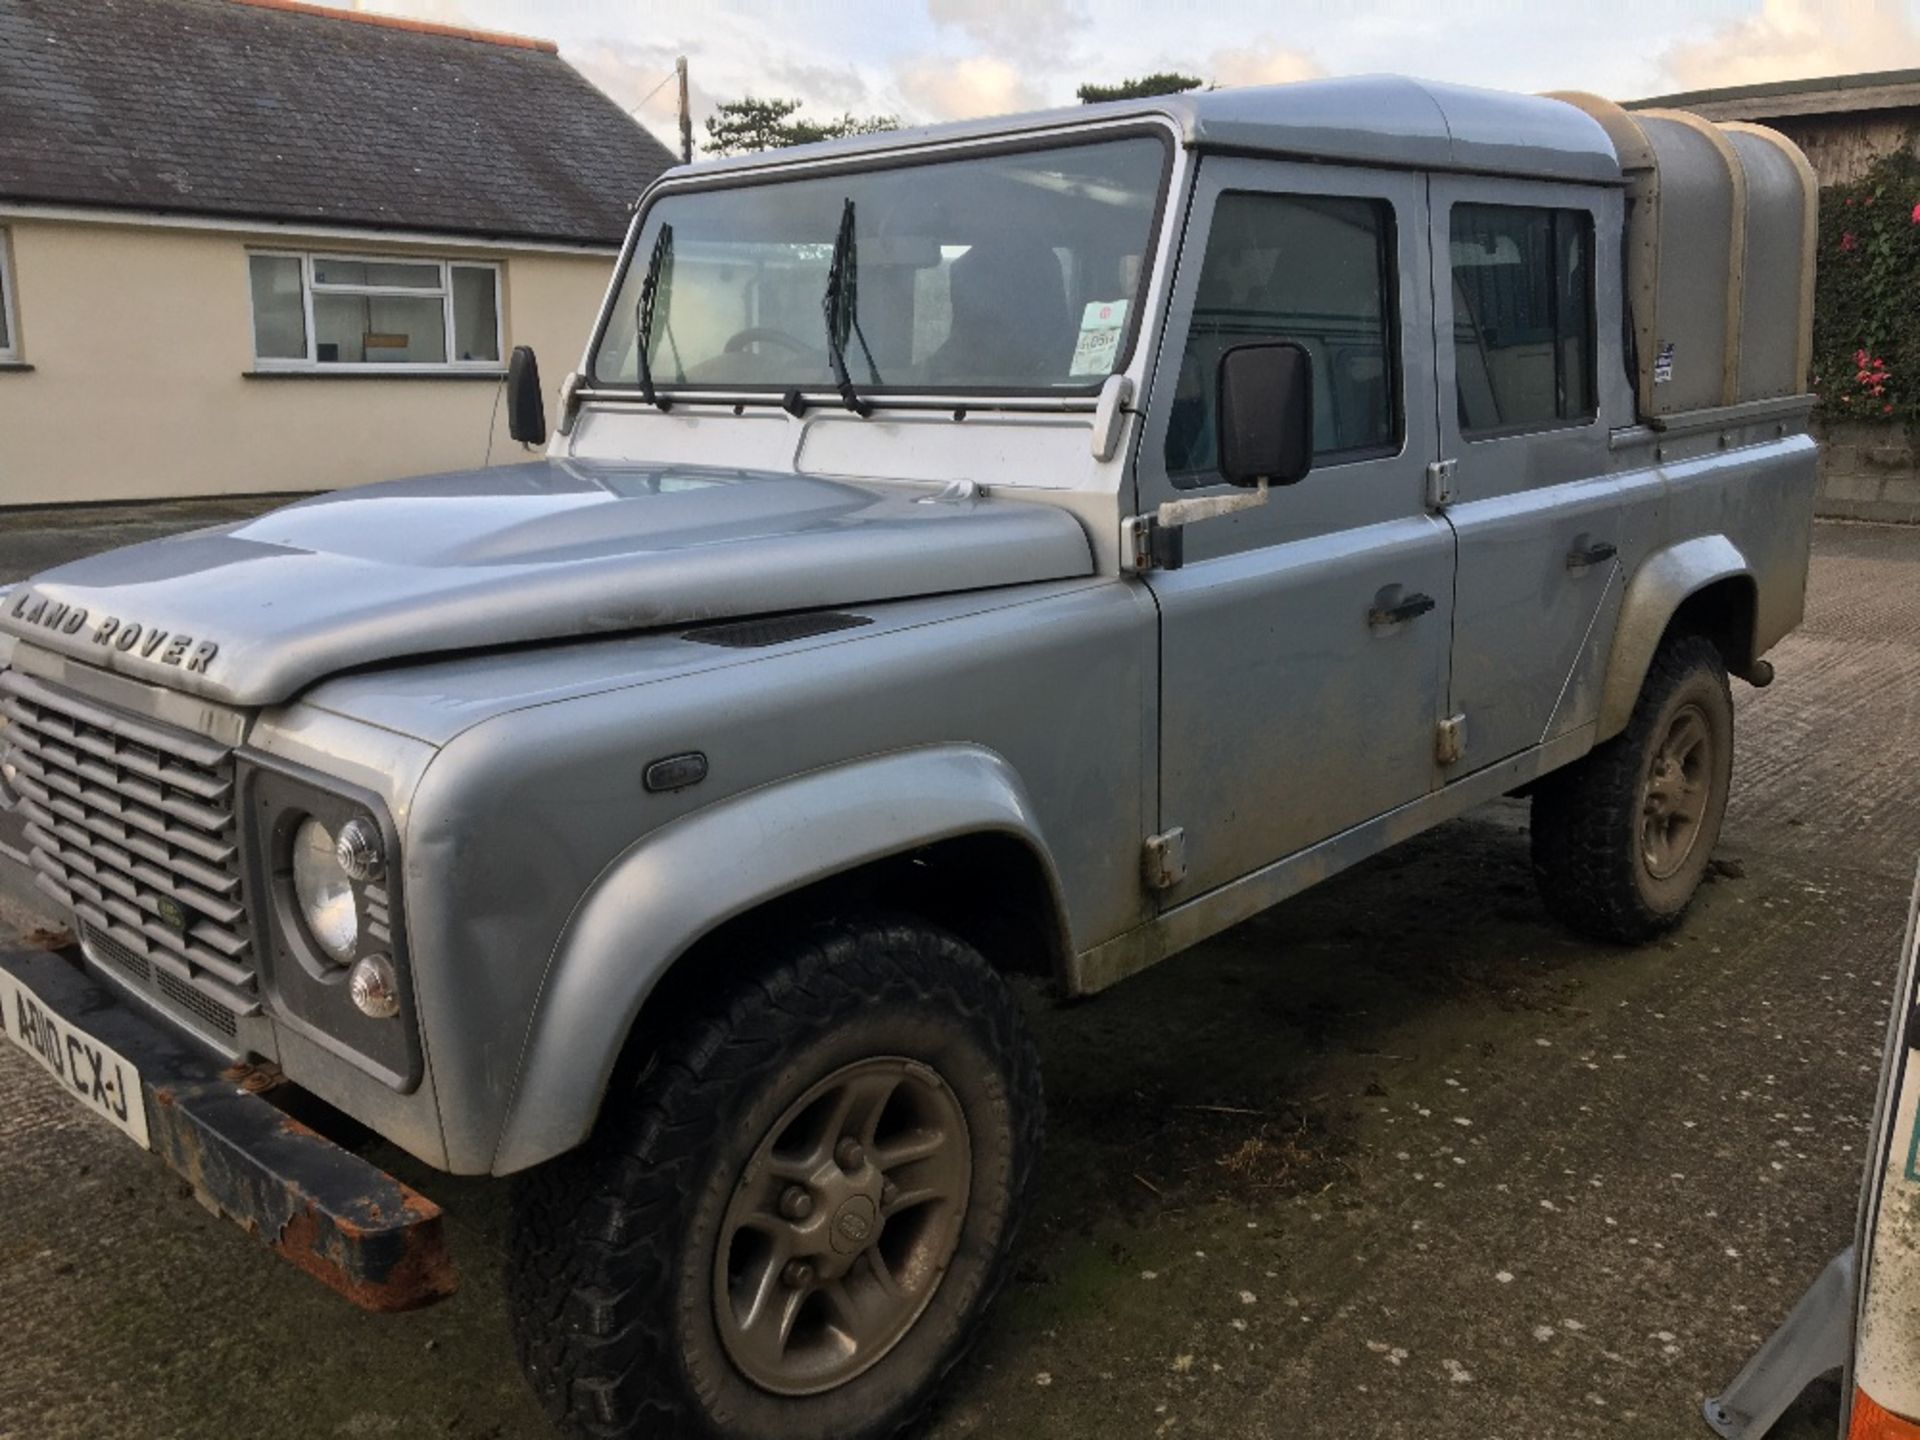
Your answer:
1,970 -> 151,1149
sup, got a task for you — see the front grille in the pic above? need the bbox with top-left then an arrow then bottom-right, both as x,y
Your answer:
157,966 -> 242,1037
1,670 -> 258,1033
87,923 -> 153,985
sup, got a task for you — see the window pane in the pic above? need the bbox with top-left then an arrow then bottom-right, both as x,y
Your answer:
451,266 -> 499,362
1165,192 -> 1396,479
313,292 -> 448,364
311,257 -> 441,289
590,136 -> 1167,392
1450,204 -> 1594,433
0,239 -> 10,352
249,254 -> 306,360
1556,214 -> 1595,419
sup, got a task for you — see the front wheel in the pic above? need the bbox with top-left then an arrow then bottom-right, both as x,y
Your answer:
505,915 -> 1043,1440
1530,631 -> 1735,943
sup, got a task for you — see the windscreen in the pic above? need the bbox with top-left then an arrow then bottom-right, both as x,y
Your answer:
590,135 -> 1168,395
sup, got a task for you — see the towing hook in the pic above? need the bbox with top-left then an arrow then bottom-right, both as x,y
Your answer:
1737,658 -> 1775,689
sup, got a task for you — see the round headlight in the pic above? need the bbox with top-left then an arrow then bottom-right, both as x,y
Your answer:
292,816 -> 358,964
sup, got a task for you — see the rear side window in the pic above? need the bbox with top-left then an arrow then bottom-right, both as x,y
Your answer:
1165,192 -> 1398,482
1450,203 -> 1595,435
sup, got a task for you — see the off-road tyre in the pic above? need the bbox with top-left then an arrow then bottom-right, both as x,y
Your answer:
1531,631 -> 1734,943
504,914 -> 1044,1440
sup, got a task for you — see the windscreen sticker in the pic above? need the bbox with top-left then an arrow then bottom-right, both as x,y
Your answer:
1070,299 -> 1130,377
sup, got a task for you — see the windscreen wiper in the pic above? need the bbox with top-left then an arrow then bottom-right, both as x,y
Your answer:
636,222 -> 674,411
821,198 -> 881,418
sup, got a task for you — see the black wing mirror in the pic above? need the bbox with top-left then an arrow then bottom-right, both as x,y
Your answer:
1216,341 -> 1314,487
507,345 -> 547,445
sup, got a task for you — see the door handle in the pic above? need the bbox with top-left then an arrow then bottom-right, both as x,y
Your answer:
1566,540 -> 1618,570
1368,592 -> 1437,627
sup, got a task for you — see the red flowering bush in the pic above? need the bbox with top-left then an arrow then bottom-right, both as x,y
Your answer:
1827,349 -> 1894,415
1814,152 -> 1920,423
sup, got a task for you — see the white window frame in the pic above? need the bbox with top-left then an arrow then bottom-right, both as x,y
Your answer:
247,249 -> 503,374
0,226 -> 20,364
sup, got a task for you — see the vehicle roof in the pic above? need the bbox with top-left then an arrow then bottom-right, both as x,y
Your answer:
677,75 -> 1622,188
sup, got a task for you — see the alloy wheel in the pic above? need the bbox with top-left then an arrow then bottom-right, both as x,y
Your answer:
1641,701 -> 1715,881
713,1056 -> 972,1396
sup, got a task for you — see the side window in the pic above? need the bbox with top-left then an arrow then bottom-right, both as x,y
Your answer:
247,252 -> 502,370
0,226 -> 18,363
1449,204 -> 1594,435
1165,192 -> 1397,483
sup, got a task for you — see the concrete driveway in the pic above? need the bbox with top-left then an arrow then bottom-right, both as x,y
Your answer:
0,518 -> 1914,1440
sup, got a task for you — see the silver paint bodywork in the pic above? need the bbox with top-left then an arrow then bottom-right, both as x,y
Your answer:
0,77 -> 1817,1177
684,74 -> 1621,186
1,464 -> 1092,705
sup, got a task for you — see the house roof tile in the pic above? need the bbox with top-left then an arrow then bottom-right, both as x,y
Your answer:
0,0 -> 676,245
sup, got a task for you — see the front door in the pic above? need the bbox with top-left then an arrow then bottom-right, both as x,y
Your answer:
1428,177 -> 1627,772
1139,157 -> 1454,903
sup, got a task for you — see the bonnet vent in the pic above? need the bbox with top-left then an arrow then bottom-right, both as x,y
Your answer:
683,612 -> 872,649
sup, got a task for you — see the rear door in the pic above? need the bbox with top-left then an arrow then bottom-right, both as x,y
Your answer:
1429,179 -> 1626,771
1139,157 -> 1453,902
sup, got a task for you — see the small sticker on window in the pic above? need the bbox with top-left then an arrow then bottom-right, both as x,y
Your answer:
1069,299 -> 1129,377
1653,341 -> 1675,384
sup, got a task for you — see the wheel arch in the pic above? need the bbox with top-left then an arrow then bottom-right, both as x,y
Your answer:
1597,535 -> 1757,741
490,744 -> 1072,1176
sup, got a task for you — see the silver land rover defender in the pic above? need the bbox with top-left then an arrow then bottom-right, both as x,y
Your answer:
0,77 -> 1819,1440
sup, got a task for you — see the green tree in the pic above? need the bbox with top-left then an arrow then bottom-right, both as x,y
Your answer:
703,96 -> 899,156
1076,72 -> 1204,104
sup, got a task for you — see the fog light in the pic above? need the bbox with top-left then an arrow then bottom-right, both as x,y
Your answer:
334,816 -> 384,882
348,954 -> 401,1019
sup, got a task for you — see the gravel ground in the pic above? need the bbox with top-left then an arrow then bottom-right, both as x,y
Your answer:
0,517 -> 1914,1440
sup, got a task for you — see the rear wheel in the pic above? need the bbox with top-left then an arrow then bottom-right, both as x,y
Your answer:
1531,631 -> 1734,942
505,915 -> 1043,1440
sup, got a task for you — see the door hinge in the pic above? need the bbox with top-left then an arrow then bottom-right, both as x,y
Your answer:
1143,827 -> 1188,890
1426,458 -> 1458,512
1435,713 -> 1467,766
1121,515 -> 1185,573
1121,514 -> 1154,571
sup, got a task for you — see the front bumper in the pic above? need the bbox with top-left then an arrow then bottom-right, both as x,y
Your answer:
0,944 -> 457,1312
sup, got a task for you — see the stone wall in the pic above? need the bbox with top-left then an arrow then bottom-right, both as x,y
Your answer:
1814,418 -> 1920,523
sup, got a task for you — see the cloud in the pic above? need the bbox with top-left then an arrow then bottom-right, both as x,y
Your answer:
895,53 -> 1049,120
1657,0 -> 1920,92
1206,39 -> 1323,89
926,0 -> 1087,63
339,0 -> 909,153
569,36 -> 883,142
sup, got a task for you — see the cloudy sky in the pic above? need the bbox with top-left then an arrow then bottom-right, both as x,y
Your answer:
334,0 -> 1920,156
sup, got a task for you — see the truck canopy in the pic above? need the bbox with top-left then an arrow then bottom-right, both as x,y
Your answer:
1551,92 -> 1818,419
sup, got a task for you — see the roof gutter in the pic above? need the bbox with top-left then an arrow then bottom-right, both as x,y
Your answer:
0,201 -> 622,257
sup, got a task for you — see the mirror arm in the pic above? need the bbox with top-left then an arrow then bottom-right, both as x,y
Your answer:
1124,479 -> 1271,574
1155,477 -> 1269,530
1091,374 -> 1134,461
555,370 -> 583,438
